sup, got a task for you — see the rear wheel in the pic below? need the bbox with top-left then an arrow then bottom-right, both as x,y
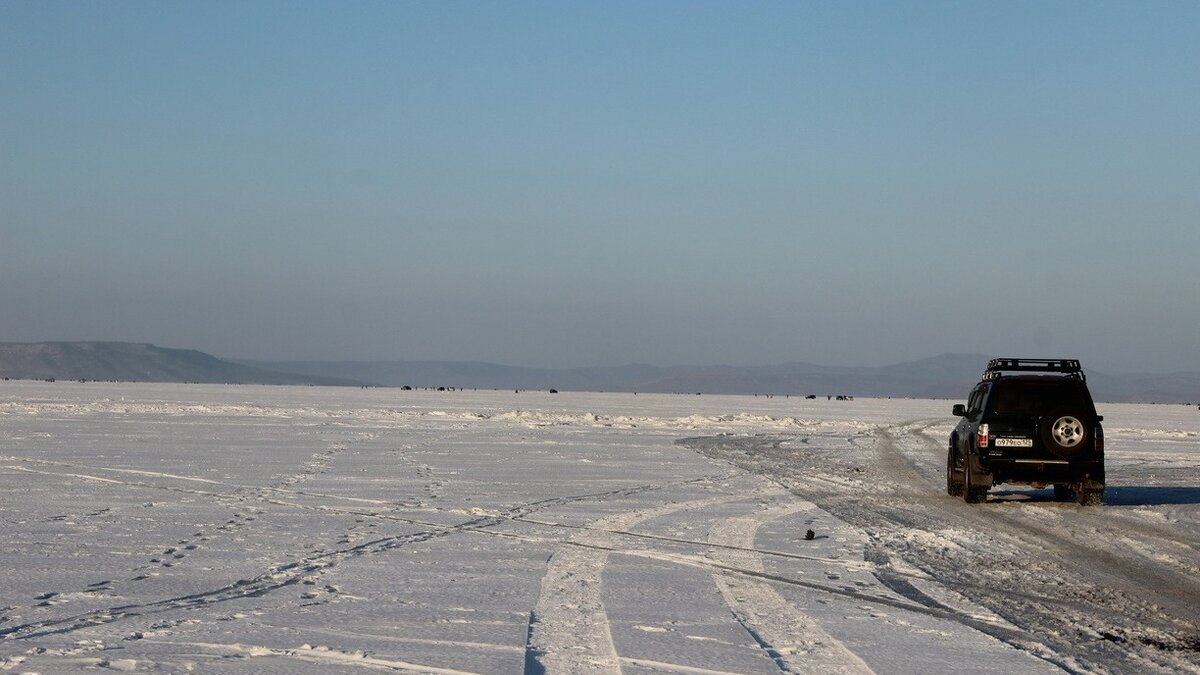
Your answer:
963,455 -> 989,504
947,445 -> 964,497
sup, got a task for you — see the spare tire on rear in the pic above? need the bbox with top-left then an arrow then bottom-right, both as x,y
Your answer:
1041,407 -> 1092,459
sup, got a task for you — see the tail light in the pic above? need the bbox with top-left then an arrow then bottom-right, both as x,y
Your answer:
1094,426 -> 1104,452
977,423 -> 989,449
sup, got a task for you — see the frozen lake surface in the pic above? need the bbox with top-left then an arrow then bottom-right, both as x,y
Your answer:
1,382 -> 1198,673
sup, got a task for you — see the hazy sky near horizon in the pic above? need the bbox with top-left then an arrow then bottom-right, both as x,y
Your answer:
3,2 -> 1198,372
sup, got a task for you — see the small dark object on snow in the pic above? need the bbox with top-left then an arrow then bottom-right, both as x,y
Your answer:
804,529 -> 815,541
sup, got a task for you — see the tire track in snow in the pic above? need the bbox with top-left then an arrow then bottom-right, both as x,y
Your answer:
142,640 -> 484,674
685,425 -> 1200,673
0,458 -> 404,507
708,502 -> 874,674
510,515 -> 877,573
524,492 -> 762,674
889,422 -> 1200,627
681,433 -> 1080,671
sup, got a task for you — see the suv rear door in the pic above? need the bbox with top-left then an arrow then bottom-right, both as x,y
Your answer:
984,379 -> 1093,458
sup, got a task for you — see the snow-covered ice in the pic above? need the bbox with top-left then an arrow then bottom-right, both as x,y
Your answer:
1,381 -> 1198,673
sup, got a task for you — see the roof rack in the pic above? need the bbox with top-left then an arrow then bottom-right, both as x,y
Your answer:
983,358 -> 1085,382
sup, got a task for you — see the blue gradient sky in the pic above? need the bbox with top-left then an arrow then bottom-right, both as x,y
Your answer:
3,2 -> 1198,371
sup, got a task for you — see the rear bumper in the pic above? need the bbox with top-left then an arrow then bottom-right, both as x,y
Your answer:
982,457 -> 1105,484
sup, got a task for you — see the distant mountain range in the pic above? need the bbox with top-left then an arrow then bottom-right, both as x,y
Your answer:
237,355 -> 985,399
241,353 -> 1200,403
0,342 -> 363,387
3,342 -> 1199,403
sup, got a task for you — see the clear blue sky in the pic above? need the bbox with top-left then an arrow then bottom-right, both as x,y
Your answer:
3,1 -> 1198,372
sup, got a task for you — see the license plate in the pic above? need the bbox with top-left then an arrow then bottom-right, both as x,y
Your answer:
995,438 -> 1033,448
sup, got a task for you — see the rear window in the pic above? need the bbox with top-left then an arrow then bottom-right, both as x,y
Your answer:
988,380 -> 1091,416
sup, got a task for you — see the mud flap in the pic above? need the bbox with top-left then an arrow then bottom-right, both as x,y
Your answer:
963,452 -> 994,503
1075,478 -> 1105,506
967,453 -> 994,490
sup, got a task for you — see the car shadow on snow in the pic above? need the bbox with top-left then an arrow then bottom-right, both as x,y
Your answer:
987,486 -> 1200,506
1102,486 -> 1200,506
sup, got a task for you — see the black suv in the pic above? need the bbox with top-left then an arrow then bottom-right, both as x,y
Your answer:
949,358 -> 1105,505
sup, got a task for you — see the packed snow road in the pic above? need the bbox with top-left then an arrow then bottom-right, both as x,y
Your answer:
683,417 -> 1200,674
0,382 -> 1197,673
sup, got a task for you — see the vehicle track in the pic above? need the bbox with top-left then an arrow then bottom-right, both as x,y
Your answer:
525,492 -> 758,674
707,501 -> 873,674
681,426 -> 1200,674
889,422 -> 1200,621
890,424 -> 1200,660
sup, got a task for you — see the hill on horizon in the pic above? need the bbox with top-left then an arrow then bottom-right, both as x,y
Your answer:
0,342 -> 362,386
